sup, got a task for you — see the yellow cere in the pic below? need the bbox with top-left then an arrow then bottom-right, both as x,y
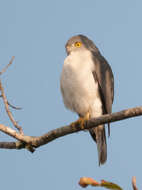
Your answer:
74,41 -> 82,47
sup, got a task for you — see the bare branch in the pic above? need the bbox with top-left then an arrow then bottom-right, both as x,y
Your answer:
0,106 -> 142,151
0,80 -> 23,134
0,56 -> 15,75
132,176 -> 138,190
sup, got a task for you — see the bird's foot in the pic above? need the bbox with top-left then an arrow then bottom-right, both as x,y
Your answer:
71,112 -> 90,130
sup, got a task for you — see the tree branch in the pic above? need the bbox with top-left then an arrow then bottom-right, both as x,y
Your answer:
0,106 -> 142,151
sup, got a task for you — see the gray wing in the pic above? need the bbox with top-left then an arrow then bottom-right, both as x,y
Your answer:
91,52 -> 114,135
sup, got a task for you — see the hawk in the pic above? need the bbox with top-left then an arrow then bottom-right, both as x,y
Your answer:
60,35 -> 114,165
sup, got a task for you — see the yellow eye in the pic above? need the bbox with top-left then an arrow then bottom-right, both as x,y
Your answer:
74,42 -> 82,47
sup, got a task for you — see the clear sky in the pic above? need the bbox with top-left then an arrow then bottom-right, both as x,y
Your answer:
0,0 -> 142,190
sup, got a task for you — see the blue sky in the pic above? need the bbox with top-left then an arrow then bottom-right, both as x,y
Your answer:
0,0 -> 142,189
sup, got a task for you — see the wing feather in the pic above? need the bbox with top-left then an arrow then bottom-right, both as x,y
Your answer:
91,52 -> 114,135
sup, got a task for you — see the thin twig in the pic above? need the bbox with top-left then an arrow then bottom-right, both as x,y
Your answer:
0,106 -> 142,151
0,80 -> 23,134
132,176 -> 138,190
7,102 -> 22,110
0,56 -> 15,75
0,95 -> 22,110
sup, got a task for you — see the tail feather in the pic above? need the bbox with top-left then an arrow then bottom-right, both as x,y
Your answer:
89,125 -> 107,165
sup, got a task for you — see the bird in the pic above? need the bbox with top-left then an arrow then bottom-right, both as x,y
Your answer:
60,35 -> 114,165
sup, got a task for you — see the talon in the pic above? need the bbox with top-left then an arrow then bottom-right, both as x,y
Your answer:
71,112 -> 90,130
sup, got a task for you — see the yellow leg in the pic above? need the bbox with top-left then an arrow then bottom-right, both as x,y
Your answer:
71,112 -> 90,129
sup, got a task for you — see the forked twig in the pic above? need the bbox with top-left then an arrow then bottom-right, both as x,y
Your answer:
0,57 -> 22,110
0,57 -> 23,134
0,80 -> 23,134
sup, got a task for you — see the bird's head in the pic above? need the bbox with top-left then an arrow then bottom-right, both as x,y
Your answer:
65,34 -> 99,55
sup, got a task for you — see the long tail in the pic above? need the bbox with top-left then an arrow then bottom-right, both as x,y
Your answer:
89,125 -> 107,165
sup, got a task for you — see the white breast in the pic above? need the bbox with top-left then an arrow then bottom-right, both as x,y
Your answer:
60,50 -> 102,117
